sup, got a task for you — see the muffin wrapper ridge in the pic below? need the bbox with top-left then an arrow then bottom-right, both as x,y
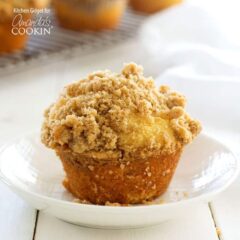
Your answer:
57,148 -> 182,205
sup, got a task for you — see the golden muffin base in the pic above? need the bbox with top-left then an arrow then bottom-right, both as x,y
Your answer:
0,14 -> 32,54
52,0 -> 127,31
130,0 -> 182,13
57,149 -> 182,205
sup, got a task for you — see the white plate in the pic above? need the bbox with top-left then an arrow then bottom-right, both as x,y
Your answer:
0,133 -> 239,229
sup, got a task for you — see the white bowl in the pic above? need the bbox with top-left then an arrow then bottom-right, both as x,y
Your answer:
0,133 -> 239,229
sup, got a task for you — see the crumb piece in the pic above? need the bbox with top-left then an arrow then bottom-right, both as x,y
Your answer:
142,200 -> 154,205
168,107 -> 184,119
122,62 -> 143,77
120,163 -> 125,170
142,198 -> 165,205
216,227 -> 221,237
105,201 -> 122,206
159,85 -> 170,94
157,199 -> 165,204
183,191 -> 189,198
162,169 -> 171,176
127,175 -> 134,179
165,169 -> 171,174
88,165 -> 94,171
73,198 -> 91,204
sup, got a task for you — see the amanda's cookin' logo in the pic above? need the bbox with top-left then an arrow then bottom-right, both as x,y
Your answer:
11,8 -> 52,36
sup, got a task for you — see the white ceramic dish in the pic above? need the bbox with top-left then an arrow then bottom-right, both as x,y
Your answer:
0,133 -> 239,229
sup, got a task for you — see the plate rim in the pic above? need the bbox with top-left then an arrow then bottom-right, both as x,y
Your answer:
0,132 -> 239,212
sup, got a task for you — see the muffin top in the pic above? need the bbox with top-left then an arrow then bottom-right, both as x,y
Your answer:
41,63 -> 201,160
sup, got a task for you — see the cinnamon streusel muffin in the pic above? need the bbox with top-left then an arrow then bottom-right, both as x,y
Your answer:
52,0 -> 127,31
41,63 -> 201,205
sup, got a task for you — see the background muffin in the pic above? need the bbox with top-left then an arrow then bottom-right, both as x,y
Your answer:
0,0 -> 49,54
41,63 -> 201,205
130,0 -> 182,13
34,0 -> 50,8
52,0 -> 127,31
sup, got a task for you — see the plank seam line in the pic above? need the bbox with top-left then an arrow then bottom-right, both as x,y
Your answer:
32,210 -> 39,240
208,202 -> 223,240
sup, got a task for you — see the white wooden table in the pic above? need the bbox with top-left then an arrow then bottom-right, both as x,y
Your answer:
0,42 -> 239,240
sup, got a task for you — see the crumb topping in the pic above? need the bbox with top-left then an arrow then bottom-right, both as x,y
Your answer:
41,63 -> 201,159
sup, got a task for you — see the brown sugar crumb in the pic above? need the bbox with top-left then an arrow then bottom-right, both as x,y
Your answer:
162,169 -> 171,177
41,63 -> 201,159
120,163 -> 125,170
216,227 -> 221,237
73,198 -> 91,204
183,191 -> 189,198
73,198 -> 166,207
156,199 -> 165,204
88,165 -> 94,171
142,200 -> 154,205
105,201 -> 130,206
142,198 -> 165,205
147,172 -> 152,177
152,184 -> 156,190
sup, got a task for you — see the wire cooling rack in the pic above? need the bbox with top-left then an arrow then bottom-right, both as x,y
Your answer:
0,9 -> 146,75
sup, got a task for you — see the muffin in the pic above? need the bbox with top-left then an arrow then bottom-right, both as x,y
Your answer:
0,0 -> 49,54
34,0 -> 50,8
130,0 -> 182,13
41,63 -> 201,205
52,0 -> 127,31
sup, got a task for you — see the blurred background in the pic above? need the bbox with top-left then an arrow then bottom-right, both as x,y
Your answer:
1,0 -> 240,75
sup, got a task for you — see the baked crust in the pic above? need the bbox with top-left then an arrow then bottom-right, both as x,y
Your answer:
58,148 -> 182,204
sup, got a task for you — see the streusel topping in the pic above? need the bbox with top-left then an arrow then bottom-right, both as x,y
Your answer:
41,63 -> 201,159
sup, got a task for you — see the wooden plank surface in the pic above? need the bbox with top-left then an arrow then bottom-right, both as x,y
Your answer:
211,179 -> 240,240
210,133 -> 240,240
0,57 -> 58,240
0,182 -> 36,240
35,205 -> 219,240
